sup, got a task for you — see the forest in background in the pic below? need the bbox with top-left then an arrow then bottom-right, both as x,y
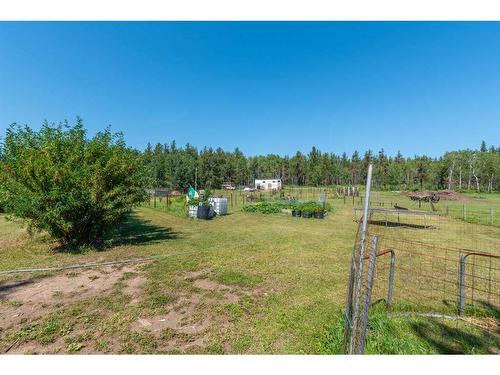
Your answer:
142,140 -> 500,192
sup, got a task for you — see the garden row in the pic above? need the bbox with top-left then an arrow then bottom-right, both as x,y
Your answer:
242,200 -> 331,219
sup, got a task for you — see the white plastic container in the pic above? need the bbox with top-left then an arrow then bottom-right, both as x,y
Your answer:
208,197 -> 228,215
188,205 -> 198,218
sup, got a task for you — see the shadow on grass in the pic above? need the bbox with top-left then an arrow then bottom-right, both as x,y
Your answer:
410,301 -> 500,354
106,213 -> 181,248
367,220 -> 435,229
53,212 -> 181,253
410,316 -> 499,354
465,301 -> 500,320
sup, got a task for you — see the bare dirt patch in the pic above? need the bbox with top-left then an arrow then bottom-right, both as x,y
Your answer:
6,336 -> 66,355
120,272 -> 146,304
0,264 -> 146,332
183,270 -> 207,279
193,278 -> 220,290
131,269 -> 265,352
2,267 -> 266,354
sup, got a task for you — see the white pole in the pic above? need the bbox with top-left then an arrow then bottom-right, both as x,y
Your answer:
360,164 -> 373,239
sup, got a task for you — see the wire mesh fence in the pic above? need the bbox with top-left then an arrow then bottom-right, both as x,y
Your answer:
344,205 -> 500,354
354,190 -> 499,227
141,186 -> 498,228
342,231 -> 380,354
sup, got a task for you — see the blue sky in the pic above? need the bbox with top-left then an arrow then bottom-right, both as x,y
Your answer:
0,22 -> 499,157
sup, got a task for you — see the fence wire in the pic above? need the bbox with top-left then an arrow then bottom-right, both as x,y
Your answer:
344,206 -> 500,354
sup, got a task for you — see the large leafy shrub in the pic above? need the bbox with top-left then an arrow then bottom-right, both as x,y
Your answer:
0,119 -> 147,246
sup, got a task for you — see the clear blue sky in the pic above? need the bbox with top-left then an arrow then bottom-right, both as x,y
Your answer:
0,22 -> 499,157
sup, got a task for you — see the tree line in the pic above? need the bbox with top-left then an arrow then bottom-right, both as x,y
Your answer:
0,120 -> 498,246
142,140 -> 500,192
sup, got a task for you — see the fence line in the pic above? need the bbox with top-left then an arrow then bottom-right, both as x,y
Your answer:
343,176 -> 500,353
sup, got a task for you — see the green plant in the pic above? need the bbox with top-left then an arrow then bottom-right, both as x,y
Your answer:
187,196 -> 211,207
187,197 -> 202,206
0,119 -> 147,247
199,199 -> 212,207
242,201 -> 287,214
67,342 -> 84,353
242,199 -> 328,215
323,202 -> 333,212
301,202 -> 321,214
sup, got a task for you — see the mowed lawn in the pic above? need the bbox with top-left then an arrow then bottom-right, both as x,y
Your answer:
0,202 -> 357,354
0,194 -> 498,354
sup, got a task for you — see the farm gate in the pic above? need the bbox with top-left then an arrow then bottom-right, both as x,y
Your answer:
342,168 -> 500,354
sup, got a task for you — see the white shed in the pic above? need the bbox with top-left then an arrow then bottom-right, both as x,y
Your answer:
255,178 -> 282,191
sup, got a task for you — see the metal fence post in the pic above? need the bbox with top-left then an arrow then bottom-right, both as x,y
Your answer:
387,251 -> 395,308
357,235 -> 379,354
459,255 -> 466,316
342,255 -> 356,354
348,164 -> 373,354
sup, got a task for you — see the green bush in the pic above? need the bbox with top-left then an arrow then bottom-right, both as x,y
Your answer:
0,119 -> 147,247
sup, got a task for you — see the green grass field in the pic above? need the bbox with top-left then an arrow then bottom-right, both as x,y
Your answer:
0,190 -> 498,354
